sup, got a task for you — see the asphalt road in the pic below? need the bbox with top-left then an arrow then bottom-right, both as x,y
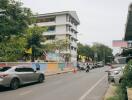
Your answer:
0,66 -> 109,100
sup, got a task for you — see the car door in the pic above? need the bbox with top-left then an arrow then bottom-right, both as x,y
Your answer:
15,67 -> 31,84
24,68 -> 38,82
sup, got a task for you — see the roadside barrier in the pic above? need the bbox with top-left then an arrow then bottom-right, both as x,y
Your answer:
0,62 -> 77,75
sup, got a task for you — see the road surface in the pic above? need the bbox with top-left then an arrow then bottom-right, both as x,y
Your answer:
0,66 -> 109,100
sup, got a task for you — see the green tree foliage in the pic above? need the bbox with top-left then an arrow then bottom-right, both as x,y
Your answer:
25,26 -> 46,62
77,43 -> 94,60
0,0 -> 33,42
77,42 -> 113,63
44,39 -> 71,62
92,43 -> 113,63
118,60 -> 132,100
0,36 -> 26,61
123,60 -> 132,87
45,39 -> 70,52
0,0 -> 33,61
0,0 -> 42,62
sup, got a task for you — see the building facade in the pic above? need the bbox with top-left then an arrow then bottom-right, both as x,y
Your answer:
35,11 -> 80,62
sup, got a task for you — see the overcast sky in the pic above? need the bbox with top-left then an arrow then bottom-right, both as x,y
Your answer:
21,0 -> 132,53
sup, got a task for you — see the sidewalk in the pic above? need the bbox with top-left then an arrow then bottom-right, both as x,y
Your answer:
103,84 -> 117,100
45,68 -> 77,76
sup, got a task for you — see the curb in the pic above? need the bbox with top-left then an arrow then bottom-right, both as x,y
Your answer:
45,69 -> 75,77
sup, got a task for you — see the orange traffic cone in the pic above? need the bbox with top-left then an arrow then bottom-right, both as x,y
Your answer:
73,68 -> 77,73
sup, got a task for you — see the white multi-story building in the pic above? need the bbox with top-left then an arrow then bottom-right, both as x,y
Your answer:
35,11 -> 80,62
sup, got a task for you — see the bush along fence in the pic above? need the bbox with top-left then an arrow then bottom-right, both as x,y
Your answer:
0,62 -> 77,76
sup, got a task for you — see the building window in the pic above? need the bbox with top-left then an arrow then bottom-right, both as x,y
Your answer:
46,35 -> 55,40
47,26 -> 56,32
37,17 -> 55,23
71,37 -> 74,42
71,46 -> 74,50
74,48 -> 77,51
66,34 -> 70,40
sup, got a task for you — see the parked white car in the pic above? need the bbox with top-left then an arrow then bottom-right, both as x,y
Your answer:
107,65 -> 125,84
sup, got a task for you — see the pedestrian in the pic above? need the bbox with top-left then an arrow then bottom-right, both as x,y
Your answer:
35,61 -> 40,71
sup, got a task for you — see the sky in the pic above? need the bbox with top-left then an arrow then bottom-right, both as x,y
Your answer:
21,0 -> 132,54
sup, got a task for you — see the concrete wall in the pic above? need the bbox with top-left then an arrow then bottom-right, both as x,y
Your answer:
55,25 -> 66,35
56,15 -> 66,24
56,34 -> 66,39
0,62 -> 77,75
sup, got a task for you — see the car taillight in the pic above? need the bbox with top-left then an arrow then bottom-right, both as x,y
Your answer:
0,74 -> 8,78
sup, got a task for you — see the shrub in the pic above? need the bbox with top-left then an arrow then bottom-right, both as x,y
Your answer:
122,60 -> 132,87
107,60 -> 132,100
106,85 -> 126,100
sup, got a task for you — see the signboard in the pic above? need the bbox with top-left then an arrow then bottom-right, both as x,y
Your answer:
112,40 -> 128,48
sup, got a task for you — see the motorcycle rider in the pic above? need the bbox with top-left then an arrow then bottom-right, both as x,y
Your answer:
86,62 -> 90,72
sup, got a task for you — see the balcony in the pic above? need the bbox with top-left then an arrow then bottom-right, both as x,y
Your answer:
66,22 -> 78,32
43,31 -> 56,36
37,22 -> 56,27
41,40 -> 53,45
70,49 -> 77,55
71,41 -> 77,47
67,31 -> 77,39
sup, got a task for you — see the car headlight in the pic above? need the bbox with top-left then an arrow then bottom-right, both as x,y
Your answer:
114,70 -> 121,75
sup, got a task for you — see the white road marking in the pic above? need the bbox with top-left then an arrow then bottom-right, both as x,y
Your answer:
79,75 -> 107,100
19,90 -> 33,96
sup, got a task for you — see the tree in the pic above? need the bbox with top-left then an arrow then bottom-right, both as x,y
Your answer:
77,43 -> 94,61
92,43 -> 113,63
77,42 -> 113,63
0,36 -> 26,61
44,38 -> 71,62
0,0 -> 36,61
25,26 -> 46,62
0,0 -> 33,42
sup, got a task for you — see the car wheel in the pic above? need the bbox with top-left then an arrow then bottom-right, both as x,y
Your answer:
38,74 -> 44,83
10,78 -> 20,90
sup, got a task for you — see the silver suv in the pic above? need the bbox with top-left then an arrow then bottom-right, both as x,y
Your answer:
0,65 -> 45,90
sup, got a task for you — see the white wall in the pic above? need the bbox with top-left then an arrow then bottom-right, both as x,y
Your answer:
56,34 -> 66,40
55,25 -> 66,35
56,15 -> 66,24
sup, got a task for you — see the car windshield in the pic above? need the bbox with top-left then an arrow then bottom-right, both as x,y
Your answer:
0,67 -> 11,72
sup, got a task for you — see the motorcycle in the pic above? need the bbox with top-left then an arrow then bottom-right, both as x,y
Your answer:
85,65 -> 90,72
